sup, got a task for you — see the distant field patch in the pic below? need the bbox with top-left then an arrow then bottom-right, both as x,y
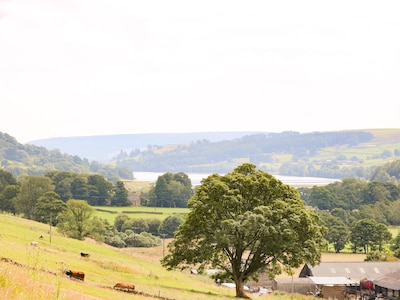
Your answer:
94,206 -> 189,223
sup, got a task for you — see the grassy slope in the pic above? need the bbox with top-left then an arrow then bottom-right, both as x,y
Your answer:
0,214 -> 240,300
1,214 -> 367,300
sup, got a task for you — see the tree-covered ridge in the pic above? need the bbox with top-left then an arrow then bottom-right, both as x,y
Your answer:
0,132 -> 133,180
115,130 -> 375,176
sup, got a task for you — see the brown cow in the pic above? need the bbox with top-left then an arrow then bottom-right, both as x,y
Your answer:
113,282 -> 135,291
66,270 -> 85,281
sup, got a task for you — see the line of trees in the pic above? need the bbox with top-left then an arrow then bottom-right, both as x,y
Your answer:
0,170 -> 130,221
318,210 -> 393,254
299,178 -> 400,225
0,168 -> 189,248
295,158 -> 400,257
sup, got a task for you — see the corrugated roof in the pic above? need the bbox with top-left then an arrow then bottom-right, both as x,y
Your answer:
309,277 -> 358,285
300,262 -> 400,281
275,278 -> 313,285
374,269 -> 400,290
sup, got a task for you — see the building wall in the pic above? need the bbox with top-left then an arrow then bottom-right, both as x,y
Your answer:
321,286 -> 346,300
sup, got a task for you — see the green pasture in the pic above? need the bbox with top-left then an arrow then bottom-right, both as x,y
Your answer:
0,213 -> 320,300
94,206 -> 190,224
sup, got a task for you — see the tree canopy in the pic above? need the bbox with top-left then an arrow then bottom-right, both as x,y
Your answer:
57,199 -> 100,240
148,172 -> 193,208
161,163 -> 326,298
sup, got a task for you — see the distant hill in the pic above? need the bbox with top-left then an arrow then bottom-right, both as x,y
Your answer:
29,132 -> 261,163
0,132 -> 132,179
108,129 -> 400,179
4,129 -> 400,180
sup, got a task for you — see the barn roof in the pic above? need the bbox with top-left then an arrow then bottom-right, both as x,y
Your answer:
275,277 -> 356,286
299,262 -> 400,281
274,277 -> 313,285
309,277 -> 357,285
373,269 -> 400,290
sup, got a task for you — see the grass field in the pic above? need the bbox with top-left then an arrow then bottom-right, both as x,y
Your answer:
94,206 -> 190,223
0,213 -> 370,300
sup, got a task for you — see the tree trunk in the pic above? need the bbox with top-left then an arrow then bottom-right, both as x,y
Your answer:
234,279 -> 249,298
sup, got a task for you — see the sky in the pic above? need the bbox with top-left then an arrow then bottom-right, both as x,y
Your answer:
1,0 -> 399,143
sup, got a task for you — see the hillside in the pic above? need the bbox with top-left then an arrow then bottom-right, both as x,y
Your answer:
29,132 -> 259,163
3,129 -> 400,180
112,129 -> 400,179
0,213 -> 365,300
0,132 -> 132,180
0,214 -> 332,300
0,214 -> 239,300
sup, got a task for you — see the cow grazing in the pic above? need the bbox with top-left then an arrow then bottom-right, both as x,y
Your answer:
31,241 -> 39,247
80,252 -> 90,258
66,270 -> 85,281
113,282 -> 135,291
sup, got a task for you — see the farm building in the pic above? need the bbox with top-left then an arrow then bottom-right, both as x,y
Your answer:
272,277 -> 314,294
299,262 -> 400,299
247,262 -> 400,298
299,262 -> 400,282
273,276 -> 357,299
373,269 -> 400,299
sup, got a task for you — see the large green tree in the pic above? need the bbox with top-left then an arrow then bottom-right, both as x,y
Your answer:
350,219 -> 392,253
14,176 -> 54,219
0,169 -> 17,192
0,184 -> 19,214
87,174 -> 113,206
159,214 -> 184,238
111,180 -> 130,206
152,172 -> 193,207
307,186 -> 340,210
34,191 -> 66,225
57,199 -> 97,240
161,163 -> 326,298
45,171 -> 75,201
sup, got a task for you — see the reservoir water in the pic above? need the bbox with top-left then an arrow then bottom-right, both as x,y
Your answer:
133,171 -> 339,186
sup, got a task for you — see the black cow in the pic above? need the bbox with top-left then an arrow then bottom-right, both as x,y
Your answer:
80,252 -> 90,258
66,270 -> 85,281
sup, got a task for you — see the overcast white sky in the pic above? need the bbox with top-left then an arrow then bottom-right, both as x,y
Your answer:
1,0 -> 399,143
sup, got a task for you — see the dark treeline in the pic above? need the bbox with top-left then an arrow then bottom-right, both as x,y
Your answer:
300,179 -> 400,226
0,132 -> 133,180
0,170 -> 131,219
295,160 -> 400,256
299,159 -> 400,222
143,172 -> 194,208
0,168 -> 187,249
114,131 -> 375,176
